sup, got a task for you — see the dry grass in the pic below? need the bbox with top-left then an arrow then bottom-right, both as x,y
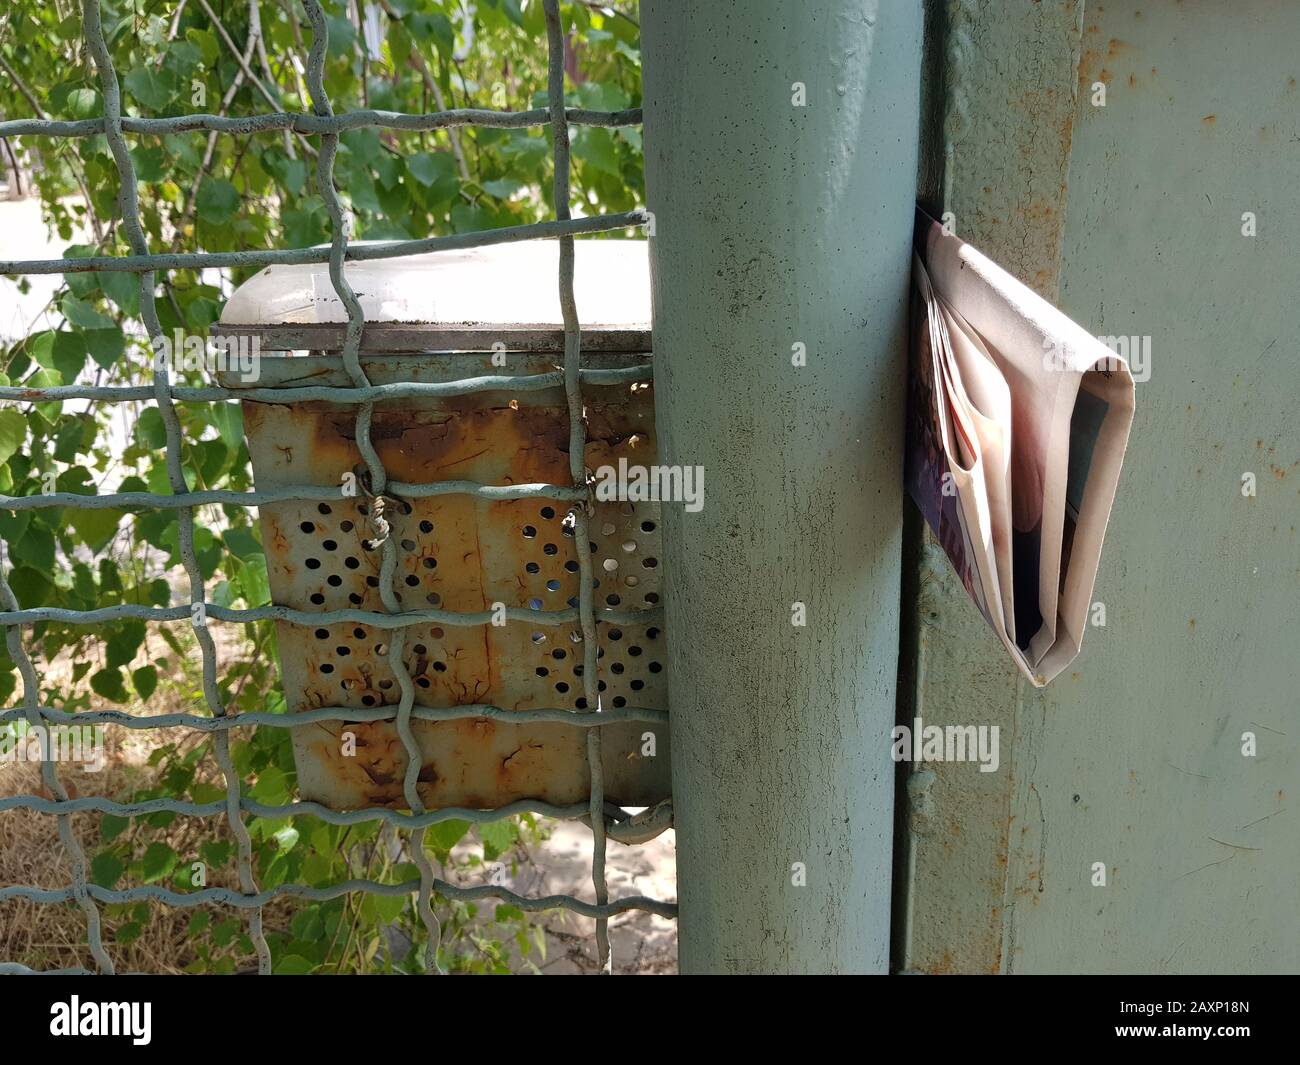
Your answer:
0,624 -> 294,973
2,622 -> 678,974
2,761 -> 211,973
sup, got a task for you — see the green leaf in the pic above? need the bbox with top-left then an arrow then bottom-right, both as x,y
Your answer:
90,668 -> 130,704
99,558 -> 123,593
425,818 -> 470,855
209,402 -> 243,448
27,368 -> 63,402
64,87 -> 102,120
249,767 -> 289,804
326,16 -> 356,57
141,842 -> 177,883
409,12 -> 454,57
196,179 -> 241,225
124,67 -> 173,111
28,330 -> 56,367
373,893 -> 407,922
100,271 -> 140,316
300,852 -> 332,884
61,259 -> 103,302
274,954 -> 316,975
265,154 -> 307,196
273,825 -> 300,851
222,527 -> 261,559
405,151 -> 454,188
189,781 -> 225,805
194,438 -> 230,485
499,130 -> 550,167
233,555 -> 270,608
70,506 -> 123,554
483,177 -> 525,200
53,415 -> 94,462
56,464 -> 92,494
479,819 -> 516,860
501,0 -> 525,28
71,561 -> 96,601
372,152 -> 402,191
166,40 -> 203,74
200,840 -> 232,867
576,81 -> 631,113
283,202 -> 328,247
7,566 -> 52,607
135,407 -> 168,449
131,145 -> 167,183
115,922 -> 142,945
0,508 -> 30,546
17,523 -> 55,571
386,17 -> 413,70
60,295 -> 115,331
186,27 -> 220,67
212,918 -> 240,947
100,814 -> 131,844
131,665 -> 158,702
106,621 -> 147,669
574,127 -> 621,178
91,851 -> 125,889
342,168 -> 381,214
0,409 -> 27,465
185,296 -> 221,331
51,332 -> 87,383
83,328 -> 126,371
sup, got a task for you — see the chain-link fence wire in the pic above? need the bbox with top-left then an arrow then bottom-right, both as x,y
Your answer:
0,0 -> 673,975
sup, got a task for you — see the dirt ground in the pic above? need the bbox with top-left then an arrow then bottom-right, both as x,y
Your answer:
511,821 -> 677,974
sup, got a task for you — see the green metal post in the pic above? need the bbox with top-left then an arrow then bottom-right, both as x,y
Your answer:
641,1 -> 923,973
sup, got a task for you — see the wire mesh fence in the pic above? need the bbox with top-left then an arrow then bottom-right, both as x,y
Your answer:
0,0 -> 673,975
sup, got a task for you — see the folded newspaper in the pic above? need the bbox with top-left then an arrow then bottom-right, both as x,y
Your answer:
906,209 -> 1136,687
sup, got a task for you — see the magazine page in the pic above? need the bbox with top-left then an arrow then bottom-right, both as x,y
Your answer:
907,253 -> 1024,673
937,295 -> 1017,645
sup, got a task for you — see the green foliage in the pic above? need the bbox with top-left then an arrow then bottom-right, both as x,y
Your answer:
0,0 -> 641,973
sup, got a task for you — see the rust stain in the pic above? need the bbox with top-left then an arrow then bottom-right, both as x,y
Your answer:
1202,114 -> 1217,126
1078,50 -> 1102,88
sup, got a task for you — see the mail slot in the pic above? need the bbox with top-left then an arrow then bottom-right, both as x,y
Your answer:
213,240 -> 670,812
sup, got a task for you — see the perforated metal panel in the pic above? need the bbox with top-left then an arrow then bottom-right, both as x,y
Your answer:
221,349 -> 671,811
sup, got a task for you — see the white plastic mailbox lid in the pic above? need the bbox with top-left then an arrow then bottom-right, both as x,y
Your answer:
219,238 -> 651,334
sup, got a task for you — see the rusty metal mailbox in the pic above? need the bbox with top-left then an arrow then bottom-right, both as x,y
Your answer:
214,241 -> 670,813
